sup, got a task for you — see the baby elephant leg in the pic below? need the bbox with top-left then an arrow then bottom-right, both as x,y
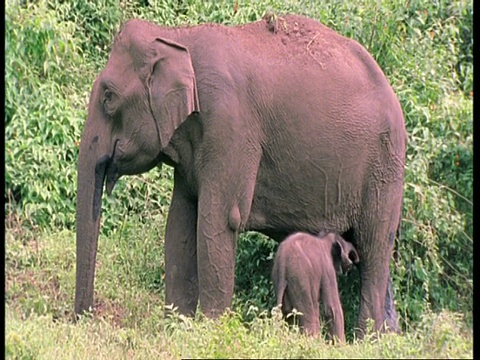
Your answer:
286,279 -> 321,336
321,278 -> 345,343
302,305 -> 321,336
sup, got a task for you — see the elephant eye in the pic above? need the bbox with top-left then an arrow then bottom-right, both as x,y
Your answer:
102,89 -> 117,115
103,89 -> 113,104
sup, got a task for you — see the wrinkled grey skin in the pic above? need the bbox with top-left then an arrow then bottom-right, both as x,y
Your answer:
272,232 -> 359,341
75,14 -> 406,337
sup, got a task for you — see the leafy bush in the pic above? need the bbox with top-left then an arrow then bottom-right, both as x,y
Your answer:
5,1 -> 87,228
5,0 -> 472,333
233,232 -> 278,320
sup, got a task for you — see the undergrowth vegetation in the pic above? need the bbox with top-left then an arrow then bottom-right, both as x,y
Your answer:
5,0 -> 472,358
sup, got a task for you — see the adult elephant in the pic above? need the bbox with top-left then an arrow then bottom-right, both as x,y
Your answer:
75,14 -> 406,336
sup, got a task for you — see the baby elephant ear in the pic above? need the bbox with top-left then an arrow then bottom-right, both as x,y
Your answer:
335,237 -> 359,274
148,38 -> 200,149
331,239 -> 344,274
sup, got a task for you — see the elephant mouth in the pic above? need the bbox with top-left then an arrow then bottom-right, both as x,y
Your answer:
105,162 -> 119,196
93,155 -> 109,221
104,139 -> 120,196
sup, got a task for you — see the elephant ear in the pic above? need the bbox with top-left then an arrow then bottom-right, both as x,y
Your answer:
147,38 -> 200,149
331,239 -> 344,275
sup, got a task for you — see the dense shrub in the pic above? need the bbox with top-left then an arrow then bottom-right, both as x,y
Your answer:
5,1 -> 87,228
5,0 -> 472,331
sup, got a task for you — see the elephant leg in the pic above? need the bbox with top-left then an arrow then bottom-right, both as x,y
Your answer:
384,273 -> 399,332
164,174 -> 198,316
194,139 -> 260,317
355,188 -> 402,337
321,277 -> 345,342
356,248 -> 391,337
384,212 -> 402,332
302,304 -> 321,336
286,276 -> 320,335
196,191 -> 239,317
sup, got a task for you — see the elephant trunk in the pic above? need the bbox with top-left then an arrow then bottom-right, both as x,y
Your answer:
75,130 -> 112,316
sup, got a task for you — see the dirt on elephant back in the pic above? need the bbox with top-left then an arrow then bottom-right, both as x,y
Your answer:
237,14 -> 353,70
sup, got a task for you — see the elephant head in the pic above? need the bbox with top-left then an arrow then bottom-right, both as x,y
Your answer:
75,20 -> 199,315
330,234 -> 360,275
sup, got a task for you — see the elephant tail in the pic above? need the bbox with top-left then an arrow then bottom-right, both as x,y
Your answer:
393,203 -> 403,263
272,256 -> 288,311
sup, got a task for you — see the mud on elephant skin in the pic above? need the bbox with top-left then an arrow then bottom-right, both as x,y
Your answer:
75,13 -> 407,337
272,232 -> 360,341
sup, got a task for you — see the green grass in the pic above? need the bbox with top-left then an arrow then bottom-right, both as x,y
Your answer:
5,222 -> 473,359
5,0 -> 472,357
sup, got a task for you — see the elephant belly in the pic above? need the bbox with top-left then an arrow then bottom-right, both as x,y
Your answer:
246,160 -> 358,237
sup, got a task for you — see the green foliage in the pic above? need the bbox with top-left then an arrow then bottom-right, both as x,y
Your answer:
5,0 -> 87,228
385,0 -> 473,324
5,0 -> 472,343
233,232 -> 278,320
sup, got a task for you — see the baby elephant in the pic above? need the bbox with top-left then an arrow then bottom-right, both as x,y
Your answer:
272,232 -> 359,341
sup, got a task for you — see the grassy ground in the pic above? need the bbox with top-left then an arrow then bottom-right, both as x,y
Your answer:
5,0 -> 472,358
5,220 -> 472,359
